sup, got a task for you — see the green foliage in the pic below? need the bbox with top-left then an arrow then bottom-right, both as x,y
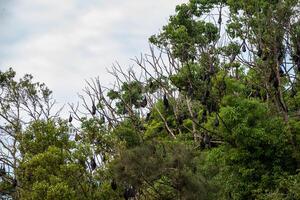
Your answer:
2,0 -> 300,199
150,2 -> 219,62
17,120 -> 99,200
19,120 -> 70,156
108,81 -> 145,114
113,119 -> 141,148
112,141 -> 209,200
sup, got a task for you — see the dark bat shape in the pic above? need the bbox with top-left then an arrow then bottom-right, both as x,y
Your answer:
146,112 -> 151,121
12,179 -> 17,187
75,133 -> 81,141
0,165 -> 5,176
90,157 -> 97,170
68,114 -> 73,123
111,179 -> 117,191
124,186 -> 136,200
177,113 -> 185,124
163,94 -> 169,110
257,46 -> 262,57
242,41 -> 247,52
279,65 -> 285,76
203,133 -> 211,148
92,103 -> 96,115
140,96 -> 147,108
209,64 -> 215,74
201,110 -> 207,123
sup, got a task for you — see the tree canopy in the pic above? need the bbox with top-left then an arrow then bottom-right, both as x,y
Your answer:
1,0 -> 300,199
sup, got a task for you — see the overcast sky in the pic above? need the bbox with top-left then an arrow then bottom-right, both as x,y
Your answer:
0,0 -> 186,107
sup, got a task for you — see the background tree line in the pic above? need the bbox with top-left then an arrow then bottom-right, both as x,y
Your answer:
1,0 -> 300,199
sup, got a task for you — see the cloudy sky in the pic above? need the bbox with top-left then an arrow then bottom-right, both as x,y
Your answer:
0,0 -> 186,107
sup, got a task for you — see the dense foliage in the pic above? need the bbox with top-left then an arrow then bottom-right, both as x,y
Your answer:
1,0 -> 300,199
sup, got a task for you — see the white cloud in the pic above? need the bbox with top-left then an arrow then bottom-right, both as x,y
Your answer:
0,0 -> 187,107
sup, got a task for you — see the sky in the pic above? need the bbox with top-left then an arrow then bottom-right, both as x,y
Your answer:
0,0 -> 186,108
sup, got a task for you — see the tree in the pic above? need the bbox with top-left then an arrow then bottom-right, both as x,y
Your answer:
74,0 -> 300,199
1,0 -> 300,199
17,119 -> 103,200
0,68 -> 59,199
